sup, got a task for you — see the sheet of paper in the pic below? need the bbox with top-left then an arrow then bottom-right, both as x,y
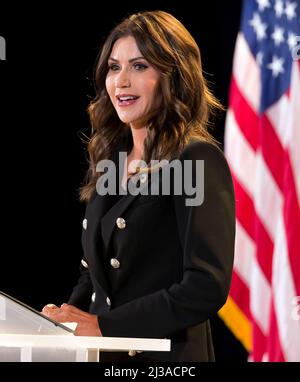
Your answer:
61,322 -> 78,331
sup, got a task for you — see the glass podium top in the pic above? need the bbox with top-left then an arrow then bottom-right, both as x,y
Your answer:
0,291 -> 74,335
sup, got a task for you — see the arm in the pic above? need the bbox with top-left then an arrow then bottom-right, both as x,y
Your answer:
67,259 -> 93,311
99,141 -> 236,338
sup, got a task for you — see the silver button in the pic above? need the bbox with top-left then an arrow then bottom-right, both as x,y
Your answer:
82,218 -> 87,230
116,217 -> 126,229
110,258 -> 120,269
81,259 -> 88,269
128,350 -> 137,357
106,297 -> 111,306
91,292 -> 96,303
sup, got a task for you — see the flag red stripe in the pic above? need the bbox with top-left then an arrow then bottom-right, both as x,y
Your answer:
260,114 -> 285,191
230,271 -> 252,321
267,299 -> 286,362
231,171 -> 255,239
252,321 -> 267,361
232,172 -> 273,282
230,77 -> 259,151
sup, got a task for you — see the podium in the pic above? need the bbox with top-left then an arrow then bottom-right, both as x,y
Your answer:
0,292 -> 170,362
0,334 -> 170,362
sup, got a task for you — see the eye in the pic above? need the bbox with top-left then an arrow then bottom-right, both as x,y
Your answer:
108,64 -> 120,71
133,63 -> 148,70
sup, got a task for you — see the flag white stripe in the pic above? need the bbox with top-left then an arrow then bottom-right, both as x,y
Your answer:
232,33 -> 260,113
254,152 -> 283,241
249,253 -> 271,336
272,214 -> 300,361
234,221 -> 271,336
225,110 -> 256,197
234,221 -> 256,287
266,94 -> 291,148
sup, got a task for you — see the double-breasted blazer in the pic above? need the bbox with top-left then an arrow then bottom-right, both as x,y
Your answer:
68,139 -> 235,362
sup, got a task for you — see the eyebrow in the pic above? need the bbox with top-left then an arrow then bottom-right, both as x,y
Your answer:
108,56 -> 146,63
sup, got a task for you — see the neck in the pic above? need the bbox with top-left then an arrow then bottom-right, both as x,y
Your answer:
129,126 -> 147,158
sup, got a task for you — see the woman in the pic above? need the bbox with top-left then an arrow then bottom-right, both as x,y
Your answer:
42,10 -> 235,362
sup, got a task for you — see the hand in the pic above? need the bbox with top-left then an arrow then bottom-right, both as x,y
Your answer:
42,303 -> 102,336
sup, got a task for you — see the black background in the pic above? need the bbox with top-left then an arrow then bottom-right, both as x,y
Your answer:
0,0 -> 247,361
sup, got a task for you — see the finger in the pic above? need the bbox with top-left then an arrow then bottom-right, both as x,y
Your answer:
60,304 -> 90,318
46,303 -> 58,309
42,305 -> 60,317
46,310 -> 69,322
42,304 -> 58,314
60,304 -> 78,312
42,303 -> 59,310
42,307 -> 55,316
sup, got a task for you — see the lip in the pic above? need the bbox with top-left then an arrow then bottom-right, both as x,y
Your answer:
116,93 -> 140,99
116,94 -> 140,107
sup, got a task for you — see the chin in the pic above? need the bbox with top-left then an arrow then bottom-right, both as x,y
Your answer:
118,115 -> 140,126
118,117 -> 133,124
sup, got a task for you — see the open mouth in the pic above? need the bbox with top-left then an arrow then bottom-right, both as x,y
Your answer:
116,95 -> 140,106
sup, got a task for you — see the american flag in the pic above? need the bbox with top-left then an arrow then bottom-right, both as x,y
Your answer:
219,0 -> 300,361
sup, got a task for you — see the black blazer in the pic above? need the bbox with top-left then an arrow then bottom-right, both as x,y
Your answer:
68,140 -> 235,362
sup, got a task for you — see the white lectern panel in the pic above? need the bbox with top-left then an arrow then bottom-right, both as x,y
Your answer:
0,292 -> 171,362
0,291 -> 73,335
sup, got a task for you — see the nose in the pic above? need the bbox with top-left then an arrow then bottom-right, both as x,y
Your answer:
115,69 -> 130,88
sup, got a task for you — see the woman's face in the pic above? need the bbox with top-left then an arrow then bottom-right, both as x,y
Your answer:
106,35 -> 161,129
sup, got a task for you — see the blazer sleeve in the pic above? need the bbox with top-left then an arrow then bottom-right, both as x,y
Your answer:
67,260 -> 93,311
99,141 -> 235,338
68,219 -> 94,311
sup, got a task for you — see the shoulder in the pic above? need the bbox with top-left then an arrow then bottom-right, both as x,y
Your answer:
179,140 -> 227,165
179,140 -> 233,187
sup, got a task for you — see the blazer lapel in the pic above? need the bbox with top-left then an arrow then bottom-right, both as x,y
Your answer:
101,192 -> 140,254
